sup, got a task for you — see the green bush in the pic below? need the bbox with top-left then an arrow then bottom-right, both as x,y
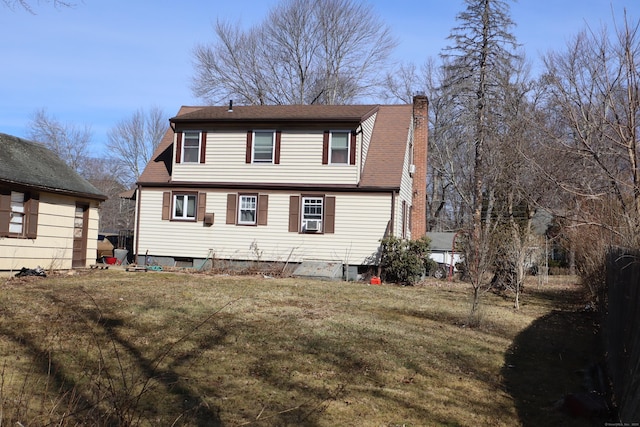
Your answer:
379,236 -> 435,285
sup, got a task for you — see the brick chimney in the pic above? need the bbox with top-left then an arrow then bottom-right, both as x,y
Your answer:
411,94 -> 428,239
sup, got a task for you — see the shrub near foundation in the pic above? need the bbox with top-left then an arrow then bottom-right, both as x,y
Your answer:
379,235 -> 435,285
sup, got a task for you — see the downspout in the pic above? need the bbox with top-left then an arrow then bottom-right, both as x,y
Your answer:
134,183 -> 142,264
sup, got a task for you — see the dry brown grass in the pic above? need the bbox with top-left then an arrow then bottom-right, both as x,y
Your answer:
0,270 -> 598,426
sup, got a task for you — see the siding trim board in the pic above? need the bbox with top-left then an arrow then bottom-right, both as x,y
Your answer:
139,182 -> 399,193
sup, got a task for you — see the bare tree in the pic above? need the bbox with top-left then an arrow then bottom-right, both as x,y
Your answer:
2,0 -> 76,12
535,15 -> 640,299
107,107 -> 168,186
441,0 -> 520,315
192,0 -> 396,105
27,108 -> 93,177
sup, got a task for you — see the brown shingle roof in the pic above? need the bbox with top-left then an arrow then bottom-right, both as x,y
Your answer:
359,105 -> 412,189
172,104 -> 379,123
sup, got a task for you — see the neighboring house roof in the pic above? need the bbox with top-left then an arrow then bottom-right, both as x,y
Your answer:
427,232 -> 458,252
139,104 -> 413,190
0,133 -> 107,200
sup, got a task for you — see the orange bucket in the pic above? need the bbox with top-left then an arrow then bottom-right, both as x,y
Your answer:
370,276 -> 381,285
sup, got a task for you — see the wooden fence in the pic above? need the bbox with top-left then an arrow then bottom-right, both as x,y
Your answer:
605,248 -> 640,422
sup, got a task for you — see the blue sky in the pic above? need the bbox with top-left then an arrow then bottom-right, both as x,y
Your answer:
1,0 -> 638,157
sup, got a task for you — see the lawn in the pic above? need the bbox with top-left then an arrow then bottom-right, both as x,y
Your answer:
0,269 -> 598,426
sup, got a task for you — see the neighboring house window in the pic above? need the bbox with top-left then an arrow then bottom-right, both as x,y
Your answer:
330,131 -> 350,164
173,193 -> 197,220
226,193 -> 269,225
10,191 -> 25,234
182,131 -> 201,163
238,194 -> 258,225
288,195 -> 336,234
322,130 -> 356,165
253,131 -> 275,163
0,189 -> 39,238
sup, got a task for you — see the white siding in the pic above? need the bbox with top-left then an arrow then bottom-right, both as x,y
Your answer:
397,116 -> 415,239
360,112 -> 377,171
0,193 -> 100,271
137,188 -> 392,265
172,131 -> 359,185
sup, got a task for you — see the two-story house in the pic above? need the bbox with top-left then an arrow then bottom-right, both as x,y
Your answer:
134,95 -> 428,277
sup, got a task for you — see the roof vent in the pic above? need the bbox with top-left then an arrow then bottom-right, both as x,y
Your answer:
228,100 -> 233,112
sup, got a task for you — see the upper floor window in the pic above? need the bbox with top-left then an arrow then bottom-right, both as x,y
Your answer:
173,193 -> 197,220
330,131 -> 350,164
323,130 -> 355,165
253,131 -> 275,163
182,131 -> 201,163
238,194 -> 258,225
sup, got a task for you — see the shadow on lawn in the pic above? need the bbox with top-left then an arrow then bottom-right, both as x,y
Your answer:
502,285 -> 610,427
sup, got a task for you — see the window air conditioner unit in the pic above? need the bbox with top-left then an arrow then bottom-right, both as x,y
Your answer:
409,164 -> 416,175
305,220 -> 320,232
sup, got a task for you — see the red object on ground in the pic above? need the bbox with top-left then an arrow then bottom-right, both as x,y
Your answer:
104,257 -> 117,265
370,276 -> 381,285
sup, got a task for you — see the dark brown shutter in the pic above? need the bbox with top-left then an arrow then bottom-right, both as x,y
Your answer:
275,131 -> 281,164
175,132 -> 183,164
350,130 -> 357,165
324,196 -> 335,234
197,192 -> 207,221
288,196 -> 300,232
322,131 -> 329,164
162,192 -> 171,220
226,194 -> 237,224
246,131 -> 253,163
257,194 -> 269,225
200,132 -> 207,164
25,193 -> 39,239
0,189 -> 10,237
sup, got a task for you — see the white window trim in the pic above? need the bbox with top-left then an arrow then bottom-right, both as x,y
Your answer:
252,130 -> 276,164
329,130 -> 351,165
182,131 -> 202,163
302,196 -> 323,232
172,193 -> 197,220
238,194 -> 258,225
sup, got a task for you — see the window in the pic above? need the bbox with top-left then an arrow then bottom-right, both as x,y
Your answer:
0,189 -> 39,238
302,197 -> 323,232
182,131 -> 201,163
173,194 -> 197,220
238,195 -> 257,225
9,191 -> 25,234
253,131 -> 275,163
330,131 -> 350,164
288,195 -> 335,234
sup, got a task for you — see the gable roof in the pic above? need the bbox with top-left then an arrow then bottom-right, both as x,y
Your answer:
139,104 -> 413,190
0,133 -> 106,200
359,105 -> 412,189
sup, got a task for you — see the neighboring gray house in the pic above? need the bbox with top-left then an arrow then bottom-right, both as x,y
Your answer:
0,133 -> 106,270
427,232 -> 463,279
